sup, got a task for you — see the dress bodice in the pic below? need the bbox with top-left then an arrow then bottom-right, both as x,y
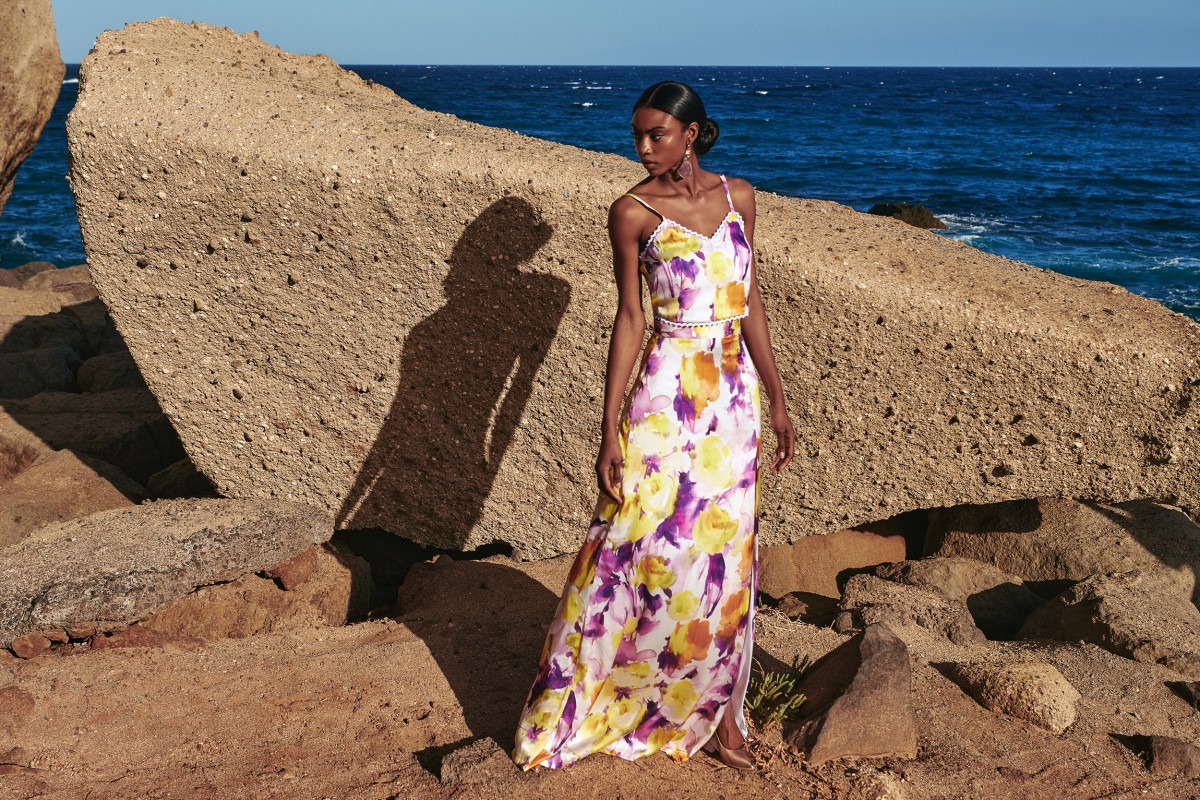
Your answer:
624,174 -> 752,328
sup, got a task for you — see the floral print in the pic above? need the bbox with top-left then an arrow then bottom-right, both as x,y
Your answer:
513,175 -> 760,770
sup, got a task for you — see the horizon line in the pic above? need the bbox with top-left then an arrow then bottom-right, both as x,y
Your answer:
61,62 -> 1200,70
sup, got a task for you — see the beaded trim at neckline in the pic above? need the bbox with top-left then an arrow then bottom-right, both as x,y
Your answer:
638,211 -> 744,264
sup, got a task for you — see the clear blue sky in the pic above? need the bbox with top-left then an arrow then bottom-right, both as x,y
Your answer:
52,0 -> 1199,66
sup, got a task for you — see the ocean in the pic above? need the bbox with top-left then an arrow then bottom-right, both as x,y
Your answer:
3,64 -> 1198,321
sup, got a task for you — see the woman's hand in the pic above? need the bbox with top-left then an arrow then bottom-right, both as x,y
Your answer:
595,434 -> 625,504
768,402 -> 795,474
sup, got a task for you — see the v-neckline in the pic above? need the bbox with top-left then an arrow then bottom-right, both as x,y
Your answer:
639,211 -> 744,264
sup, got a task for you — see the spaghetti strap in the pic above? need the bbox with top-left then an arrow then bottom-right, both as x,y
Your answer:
623,192 -> 664,219
719,175 -> 735,213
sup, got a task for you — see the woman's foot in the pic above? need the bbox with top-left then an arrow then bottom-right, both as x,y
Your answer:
701,721 -> 754,770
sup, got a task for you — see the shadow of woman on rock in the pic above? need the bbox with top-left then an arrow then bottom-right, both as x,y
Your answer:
337,196 -> 568,548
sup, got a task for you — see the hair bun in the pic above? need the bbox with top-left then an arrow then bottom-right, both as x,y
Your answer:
695,117 -> 720,156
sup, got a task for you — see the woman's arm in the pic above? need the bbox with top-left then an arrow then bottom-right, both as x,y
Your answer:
731,179 -> 795,474
596,196 -> 650,502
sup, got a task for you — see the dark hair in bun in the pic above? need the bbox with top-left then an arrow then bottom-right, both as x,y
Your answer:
632,81 -> 720,156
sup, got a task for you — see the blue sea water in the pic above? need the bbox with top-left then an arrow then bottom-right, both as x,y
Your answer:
3,64 -> 1198,321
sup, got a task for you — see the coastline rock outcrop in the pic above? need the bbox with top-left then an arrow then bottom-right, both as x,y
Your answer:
0,498 -> 333,648
0,0 -> 65,217
66,19 -> 1200,559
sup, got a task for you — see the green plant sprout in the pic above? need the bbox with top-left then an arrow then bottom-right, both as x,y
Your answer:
744,653 -> 812,727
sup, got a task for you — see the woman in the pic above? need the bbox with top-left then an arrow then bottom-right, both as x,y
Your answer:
512,80 -> 795,771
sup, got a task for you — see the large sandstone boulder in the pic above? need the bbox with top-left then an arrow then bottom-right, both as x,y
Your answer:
66,20 -> 1200,559
926,497 -> 1200,601
0,0 -> 65,217
1017,570 -> 1200,679
0,498 -> 333,648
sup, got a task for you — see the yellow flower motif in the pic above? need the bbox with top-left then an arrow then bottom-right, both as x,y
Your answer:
626,470 -> 679,542
649,725 -> 688,752
629,412 -> 679,459
692,434 -> 735,492
693,501 -> 739,555
606,697 -> 645,730
662,678 -> 699,722
579,712 -> 610,742
706,250 -> 735,282
667,590 -> 700,621
610,660 -> 656,689
657,227 -> 702,260
714,281 -> 747,318
680,352 -> 721,417
652,295 -> 680,318
562,586 -> 583,624
565,631 -> 583,666
635,555 -> 676,592
527,687 -> 566,731
667,619 -> 713,667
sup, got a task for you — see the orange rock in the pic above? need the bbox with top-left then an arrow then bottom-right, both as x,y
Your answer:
10,633 -> 52,659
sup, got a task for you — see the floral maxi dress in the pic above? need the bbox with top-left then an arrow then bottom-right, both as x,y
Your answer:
512,175 -> 762,769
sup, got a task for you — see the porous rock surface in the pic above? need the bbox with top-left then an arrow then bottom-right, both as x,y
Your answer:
0,497 -> 332,647
67,19 -> 1200,559
0,0 -> 65,217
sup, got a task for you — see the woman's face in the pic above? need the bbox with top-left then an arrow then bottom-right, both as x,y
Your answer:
631,106 -> 696,178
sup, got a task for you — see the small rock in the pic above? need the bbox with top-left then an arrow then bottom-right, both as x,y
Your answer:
10,633 -> 52,659
942,660 -> 1081,733
439,737 -> 520,785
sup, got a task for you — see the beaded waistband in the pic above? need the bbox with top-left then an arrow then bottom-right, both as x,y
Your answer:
652,312 -> 747,338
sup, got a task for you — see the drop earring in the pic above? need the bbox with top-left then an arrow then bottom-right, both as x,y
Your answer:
674,142 -> 693,180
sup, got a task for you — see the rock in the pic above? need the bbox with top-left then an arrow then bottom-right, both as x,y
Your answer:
776,591 -> 841,627
1146,735 -> 1200,777
76,349 -> 146,393
0,686 -> 36,733
0,448 -> 145,549
0,270 -> 19,289
0,417 -> 49,484
0,347 -> 79,398
1017,571 -> 1200,678
925,497 -> 1200,602
59,297 -> 124,359
0,0 -> 64,217
136,542 -> 372,639
66,20 -> 1200,558
871,557 -> 1044,640
1121,734 -> 1200,778
783,622 -> 918,764
0,498 -> 333,648
760,526 -> 908,600
9,632 -> 51,659
438,737 -> 521,785
0,308 -> 82,356
1,388 -> 185,484
9,261 -> 56,282
941,660 -> 1080,733
89,623 -> 205,652
0,286 -> 68,335
836,573 -> 987,646
866,202 -> 947,229
145,456 -> 219,500
20,265 -> 98,304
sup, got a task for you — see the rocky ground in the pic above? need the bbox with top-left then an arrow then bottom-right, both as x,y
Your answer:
3,504 -> 1200,799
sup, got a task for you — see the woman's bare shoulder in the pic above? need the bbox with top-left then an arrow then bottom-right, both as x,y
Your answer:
725,176 -> 756,203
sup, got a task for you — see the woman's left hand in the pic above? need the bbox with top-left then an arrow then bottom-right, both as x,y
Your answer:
768,402 -> 795,474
